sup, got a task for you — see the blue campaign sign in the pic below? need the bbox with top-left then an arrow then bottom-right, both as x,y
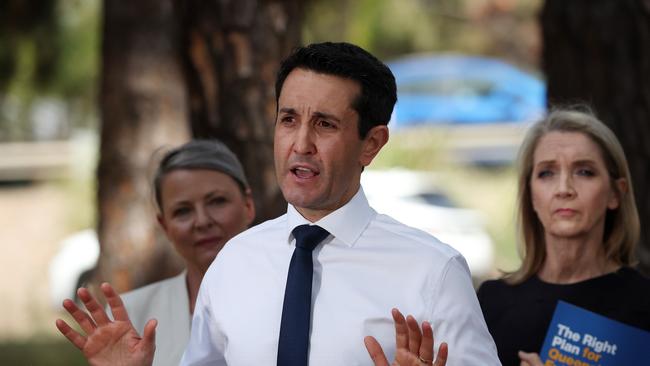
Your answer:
540,301 -> 650,365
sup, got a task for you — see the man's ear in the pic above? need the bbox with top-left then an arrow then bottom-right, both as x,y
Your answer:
360,125 -> 389,167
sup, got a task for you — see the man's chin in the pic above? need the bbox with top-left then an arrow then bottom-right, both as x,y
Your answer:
281,181 -> 317,204
284,195 -> 317,210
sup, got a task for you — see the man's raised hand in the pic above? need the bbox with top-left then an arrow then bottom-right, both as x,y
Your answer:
55,283 -> 155,366
365,308 -> 448,366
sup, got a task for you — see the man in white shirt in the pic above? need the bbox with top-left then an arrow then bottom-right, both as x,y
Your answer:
56,42 -> 500,366
181,42 -> 500,365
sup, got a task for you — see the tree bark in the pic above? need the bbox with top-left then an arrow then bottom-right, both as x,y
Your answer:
96,0 -> 190,292
541,0 -> 650,274
174,0 -> 304,223
95,0 -> 304,291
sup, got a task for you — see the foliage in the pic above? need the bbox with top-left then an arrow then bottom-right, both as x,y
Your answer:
0,0 -> 100,141
304,0 -> 542,69
0,339 -> 86,366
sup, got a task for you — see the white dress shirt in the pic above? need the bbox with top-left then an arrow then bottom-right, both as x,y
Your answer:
121,271 -> 191,366
181,188 -> 500,365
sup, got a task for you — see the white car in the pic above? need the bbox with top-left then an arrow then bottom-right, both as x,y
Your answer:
49,229 -> 99,308
361,169 -> 494,278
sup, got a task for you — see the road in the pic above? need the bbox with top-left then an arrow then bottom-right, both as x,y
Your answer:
0,183 -> 69,341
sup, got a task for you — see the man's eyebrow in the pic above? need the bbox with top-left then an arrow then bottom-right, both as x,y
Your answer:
278,108 -> 342,123
278,107 -> 297,114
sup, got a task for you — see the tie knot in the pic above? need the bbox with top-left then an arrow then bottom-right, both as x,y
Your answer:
292,224 -> 330,251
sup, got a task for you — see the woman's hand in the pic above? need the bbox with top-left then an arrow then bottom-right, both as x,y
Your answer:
55,283 -> 156,366
365,308 -> 448,366
518,351 -> 543,366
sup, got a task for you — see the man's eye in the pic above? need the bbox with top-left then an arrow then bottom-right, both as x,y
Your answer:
317,120 -> 335,128
280,116 -> 295,124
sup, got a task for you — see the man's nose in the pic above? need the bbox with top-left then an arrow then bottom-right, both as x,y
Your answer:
293,123 -> 316,155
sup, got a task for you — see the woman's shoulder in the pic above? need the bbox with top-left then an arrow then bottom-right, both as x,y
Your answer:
477,278 -> 508,295
121,272 -> 186,309
119,272 -> 188,330
478,277 -> 517,302
477,275 -> 543,306
615,266 -> 650,294
617,266 -> 650,281
478,275 -> 534,294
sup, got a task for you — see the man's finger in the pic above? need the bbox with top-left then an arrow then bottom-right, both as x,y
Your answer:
392,308 -> 409,350
78,287 -> 111,326
405,315 -> 422,355
63,298 -> 96,334
433,342 -> 448,366
101,283 -> 130,322
364,336 -> 390,366
418,321 -> 434,363
55,318 -> 86,350
142,319 -> 158,350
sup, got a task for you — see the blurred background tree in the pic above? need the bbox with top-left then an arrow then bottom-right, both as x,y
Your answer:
541,0 -> 650,275
95,0 -> 191,292
174,0 -> 302,226
304,0 -> 541,69
96,0 -> 303,292
0,0 -> 98,141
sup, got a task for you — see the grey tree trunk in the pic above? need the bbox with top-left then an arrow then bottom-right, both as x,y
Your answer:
96,0 -> 190,292
95,1 -> 305,291
541,0 -> 650,274
174,0 -> 305,223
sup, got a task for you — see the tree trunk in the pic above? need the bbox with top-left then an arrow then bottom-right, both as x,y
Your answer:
95,0 -> 304,291
541,0 -> 650,274
96,0 -> 190,292
174,0 -> 305,223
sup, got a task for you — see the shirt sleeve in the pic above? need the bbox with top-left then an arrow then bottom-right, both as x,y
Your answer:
429,254 -> 502,366
179,274 -> 226,366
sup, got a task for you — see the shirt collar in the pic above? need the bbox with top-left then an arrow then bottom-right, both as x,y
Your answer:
285,187 -> 375,247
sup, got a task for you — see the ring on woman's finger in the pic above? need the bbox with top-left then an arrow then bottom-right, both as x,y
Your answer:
418,355 -> 433,364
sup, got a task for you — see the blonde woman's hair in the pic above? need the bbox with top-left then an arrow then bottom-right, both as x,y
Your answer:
506,108 -> 640,284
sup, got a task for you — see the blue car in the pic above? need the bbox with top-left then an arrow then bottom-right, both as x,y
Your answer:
387,54 -> 546,127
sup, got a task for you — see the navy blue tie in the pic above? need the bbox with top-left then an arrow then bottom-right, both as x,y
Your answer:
277,224 -> 330,366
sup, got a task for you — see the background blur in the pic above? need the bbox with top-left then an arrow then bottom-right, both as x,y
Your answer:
2,0 -> 649,364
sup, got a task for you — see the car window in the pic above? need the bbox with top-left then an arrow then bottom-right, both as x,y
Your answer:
399,79 -> 495,97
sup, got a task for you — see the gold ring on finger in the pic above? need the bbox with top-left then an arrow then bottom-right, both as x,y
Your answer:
418,355 -> 433,365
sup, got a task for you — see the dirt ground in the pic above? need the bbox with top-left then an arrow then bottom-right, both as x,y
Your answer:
0,183 -> 71,341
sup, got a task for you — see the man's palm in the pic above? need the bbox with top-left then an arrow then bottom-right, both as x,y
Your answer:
56,283 -> 156,366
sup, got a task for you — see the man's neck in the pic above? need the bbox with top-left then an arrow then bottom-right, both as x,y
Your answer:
293,187 -> 360,222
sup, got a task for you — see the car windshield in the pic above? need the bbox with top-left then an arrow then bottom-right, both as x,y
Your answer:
398,79 -> 494,97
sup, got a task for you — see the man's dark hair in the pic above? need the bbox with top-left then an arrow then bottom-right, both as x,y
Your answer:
275,42 -> 397,139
